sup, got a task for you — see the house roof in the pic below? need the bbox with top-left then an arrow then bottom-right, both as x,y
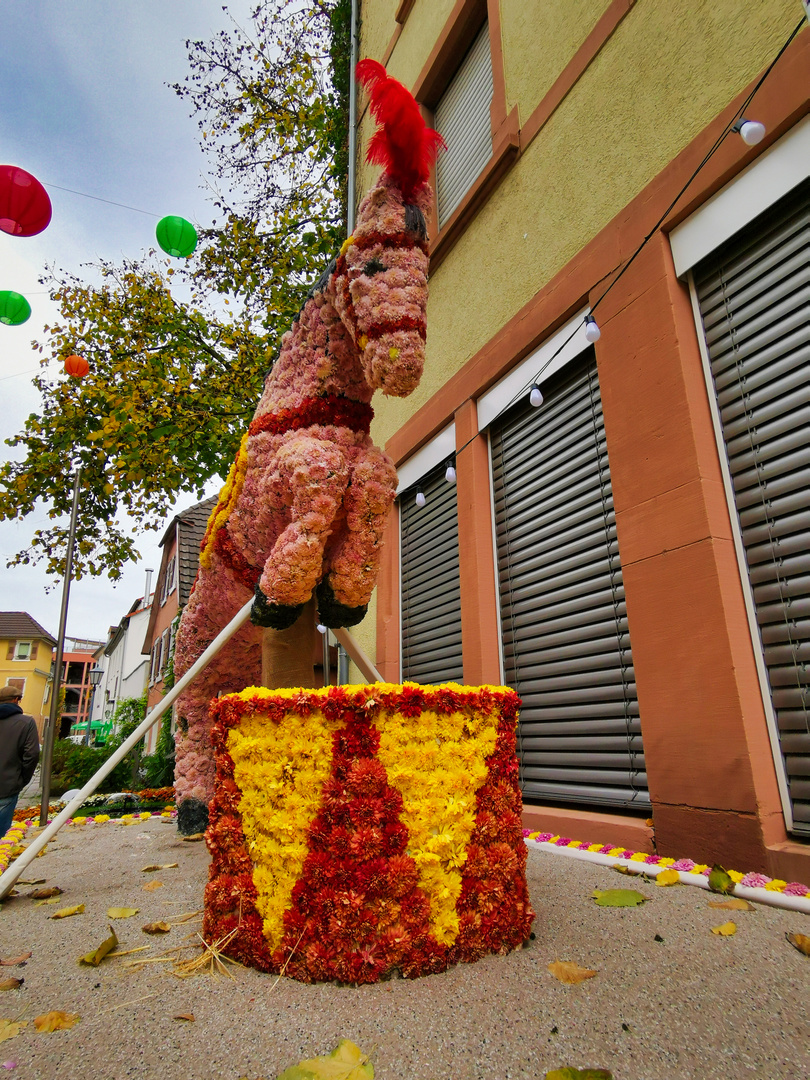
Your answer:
176,496 -> 217,607
0,612 -> 57,646
141,495 -> 217,654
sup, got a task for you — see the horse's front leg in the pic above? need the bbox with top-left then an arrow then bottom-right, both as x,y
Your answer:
251,435 -> 350,629
317,443 -> 398,627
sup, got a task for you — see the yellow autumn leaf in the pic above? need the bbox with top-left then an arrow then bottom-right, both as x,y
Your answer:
708,897 -> 754,911
277,1039 -> 373,1080
786,932 -> 810,956
711,921 -> 737,936
141,863 -> 178,873
50,904 -> 85,919
107,907 -> 139,919
0,1019 -> 26,1042
547,960 -> 598,985
78,925 -> 118,967
34,1010 -> 80,1032
142,881 -> 164,892
655,869 -> 681,887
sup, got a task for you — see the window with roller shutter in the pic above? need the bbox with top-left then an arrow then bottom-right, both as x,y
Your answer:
434,22 -> 494,229
692,179 -> 810,835
400,469 -> 463,685
489,350 -> 648,810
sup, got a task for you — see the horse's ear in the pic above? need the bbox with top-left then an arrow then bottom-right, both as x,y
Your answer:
356,59 -> 445,201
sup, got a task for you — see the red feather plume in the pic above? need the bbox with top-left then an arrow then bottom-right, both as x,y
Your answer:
356,59 -> 445,200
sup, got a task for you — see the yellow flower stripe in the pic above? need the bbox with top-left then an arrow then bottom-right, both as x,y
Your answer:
227,687 -> 343,953
373,687 -> 500,947
200,432 -> 250,570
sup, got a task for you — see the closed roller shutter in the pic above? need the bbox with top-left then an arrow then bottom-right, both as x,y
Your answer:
400,469 -> 463,684
435,23 -> 493,229
694,180 -> 810,835
490,352 -> 648,809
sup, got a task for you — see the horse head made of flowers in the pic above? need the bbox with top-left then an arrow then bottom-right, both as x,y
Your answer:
170,62 -> 444,832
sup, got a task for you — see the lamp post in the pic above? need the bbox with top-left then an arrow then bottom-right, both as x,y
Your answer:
83,666 -> 104,746
39,468 -> 82,826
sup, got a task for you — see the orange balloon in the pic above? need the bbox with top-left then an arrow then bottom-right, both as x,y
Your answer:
64,354 -> 89,378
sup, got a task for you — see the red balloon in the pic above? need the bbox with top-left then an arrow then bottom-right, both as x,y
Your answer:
0,165 -> 52,237
64,354 -> 89,378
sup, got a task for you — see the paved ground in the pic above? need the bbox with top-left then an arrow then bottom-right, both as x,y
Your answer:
0,815 -> 807,1080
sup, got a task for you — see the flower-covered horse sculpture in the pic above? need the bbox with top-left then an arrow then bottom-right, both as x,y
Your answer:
172,61 -> 445,833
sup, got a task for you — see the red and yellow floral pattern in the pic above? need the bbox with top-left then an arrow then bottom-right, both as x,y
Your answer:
204,683 -> 534,983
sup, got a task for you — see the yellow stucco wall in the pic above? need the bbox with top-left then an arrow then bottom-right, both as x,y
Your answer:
358,0 -> 400,75
363,0 -> 801,452
500,0 -> 613,125
0,639 -> 52,728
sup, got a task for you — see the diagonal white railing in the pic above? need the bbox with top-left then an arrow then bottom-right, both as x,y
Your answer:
0,603 -> 384,900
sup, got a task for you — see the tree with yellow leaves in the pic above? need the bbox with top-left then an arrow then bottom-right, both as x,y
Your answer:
0,0 -> 350,582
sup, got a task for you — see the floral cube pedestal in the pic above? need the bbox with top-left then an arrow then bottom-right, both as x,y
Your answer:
204,682 -> 534,983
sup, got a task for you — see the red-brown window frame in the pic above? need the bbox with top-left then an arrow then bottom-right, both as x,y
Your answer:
410,0 -> 519,271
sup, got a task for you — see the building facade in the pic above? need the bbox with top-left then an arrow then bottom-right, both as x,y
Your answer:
357,0 -> 809,880
0,612 -> 56,737
91,592 -> 154,739
141,497 -> 216,754
62,640 -> 105,741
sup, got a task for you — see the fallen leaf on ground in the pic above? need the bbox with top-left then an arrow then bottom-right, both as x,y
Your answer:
548,960 -> 598,985
142,864 -> 178,873
546,1070 -> 613,1079
0,981 -> 22,992
182,833 -> 204,842
173,1013 -> 195,1022
786,932 -> 810,956
49,905 -> 84,919
28,887 -> 62,899
79,926 -> 118,967
0,956 -> 30,968
591,889 -> 647,907
107,908 -> 139,920
655,869 -> 681,887
611,864 -> 633,876
0,1021 -> 25,1043
34,1011 -> 79,1032
708,865 -> 735,895
142,922 -> 171,935
276,1039 -> 373,1080
708,897 -> 754,911
34,898 -> 64,907
142,881 -> 163,892
16,879 -> 45,886
711,921 -> 737,936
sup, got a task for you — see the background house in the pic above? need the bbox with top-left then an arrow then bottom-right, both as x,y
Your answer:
91,584 -> 155,740
61,638 -> 105,741
0,612 -> 56,737
141,496 -> 217,754
355,0 -> 809,882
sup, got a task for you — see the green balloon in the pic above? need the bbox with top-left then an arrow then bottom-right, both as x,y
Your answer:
156,215 -> 198,258
0,290 -> 31,325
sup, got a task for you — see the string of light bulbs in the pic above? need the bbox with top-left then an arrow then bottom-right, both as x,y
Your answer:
410,12 -> 807,508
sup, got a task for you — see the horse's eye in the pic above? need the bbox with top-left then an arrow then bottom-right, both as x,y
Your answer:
363,258 -> 385,277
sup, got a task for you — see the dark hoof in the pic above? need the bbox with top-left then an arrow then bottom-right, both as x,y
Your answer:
177,797 -> 209,836
316,578 -> 368,629
251,585 -> 304,629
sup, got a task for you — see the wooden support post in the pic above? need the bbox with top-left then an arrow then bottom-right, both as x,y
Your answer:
261,597 -> 317,690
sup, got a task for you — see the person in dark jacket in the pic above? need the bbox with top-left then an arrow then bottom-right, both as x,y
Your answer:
0,685 -> 40,837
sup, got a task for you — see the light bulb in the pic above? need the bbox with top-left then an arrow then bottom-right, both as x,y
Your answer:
737,119 -> 766,146
317,623 -> 327,634
445,464 -> 456,483
584,315 -> 601,342
529,385 -> 544,408
415,490 -> 426,508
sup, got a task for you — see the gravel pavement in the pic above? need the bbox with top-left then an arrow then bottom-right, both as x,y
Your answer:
0,815 -> 807,1080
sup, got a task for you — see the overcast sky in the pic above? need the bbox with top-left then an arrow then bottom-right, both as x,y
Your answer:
0,1 -> 256,643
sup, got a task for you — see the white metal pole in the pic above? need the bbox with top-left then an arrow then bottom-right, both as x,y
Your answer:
0,597 -> 254,900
